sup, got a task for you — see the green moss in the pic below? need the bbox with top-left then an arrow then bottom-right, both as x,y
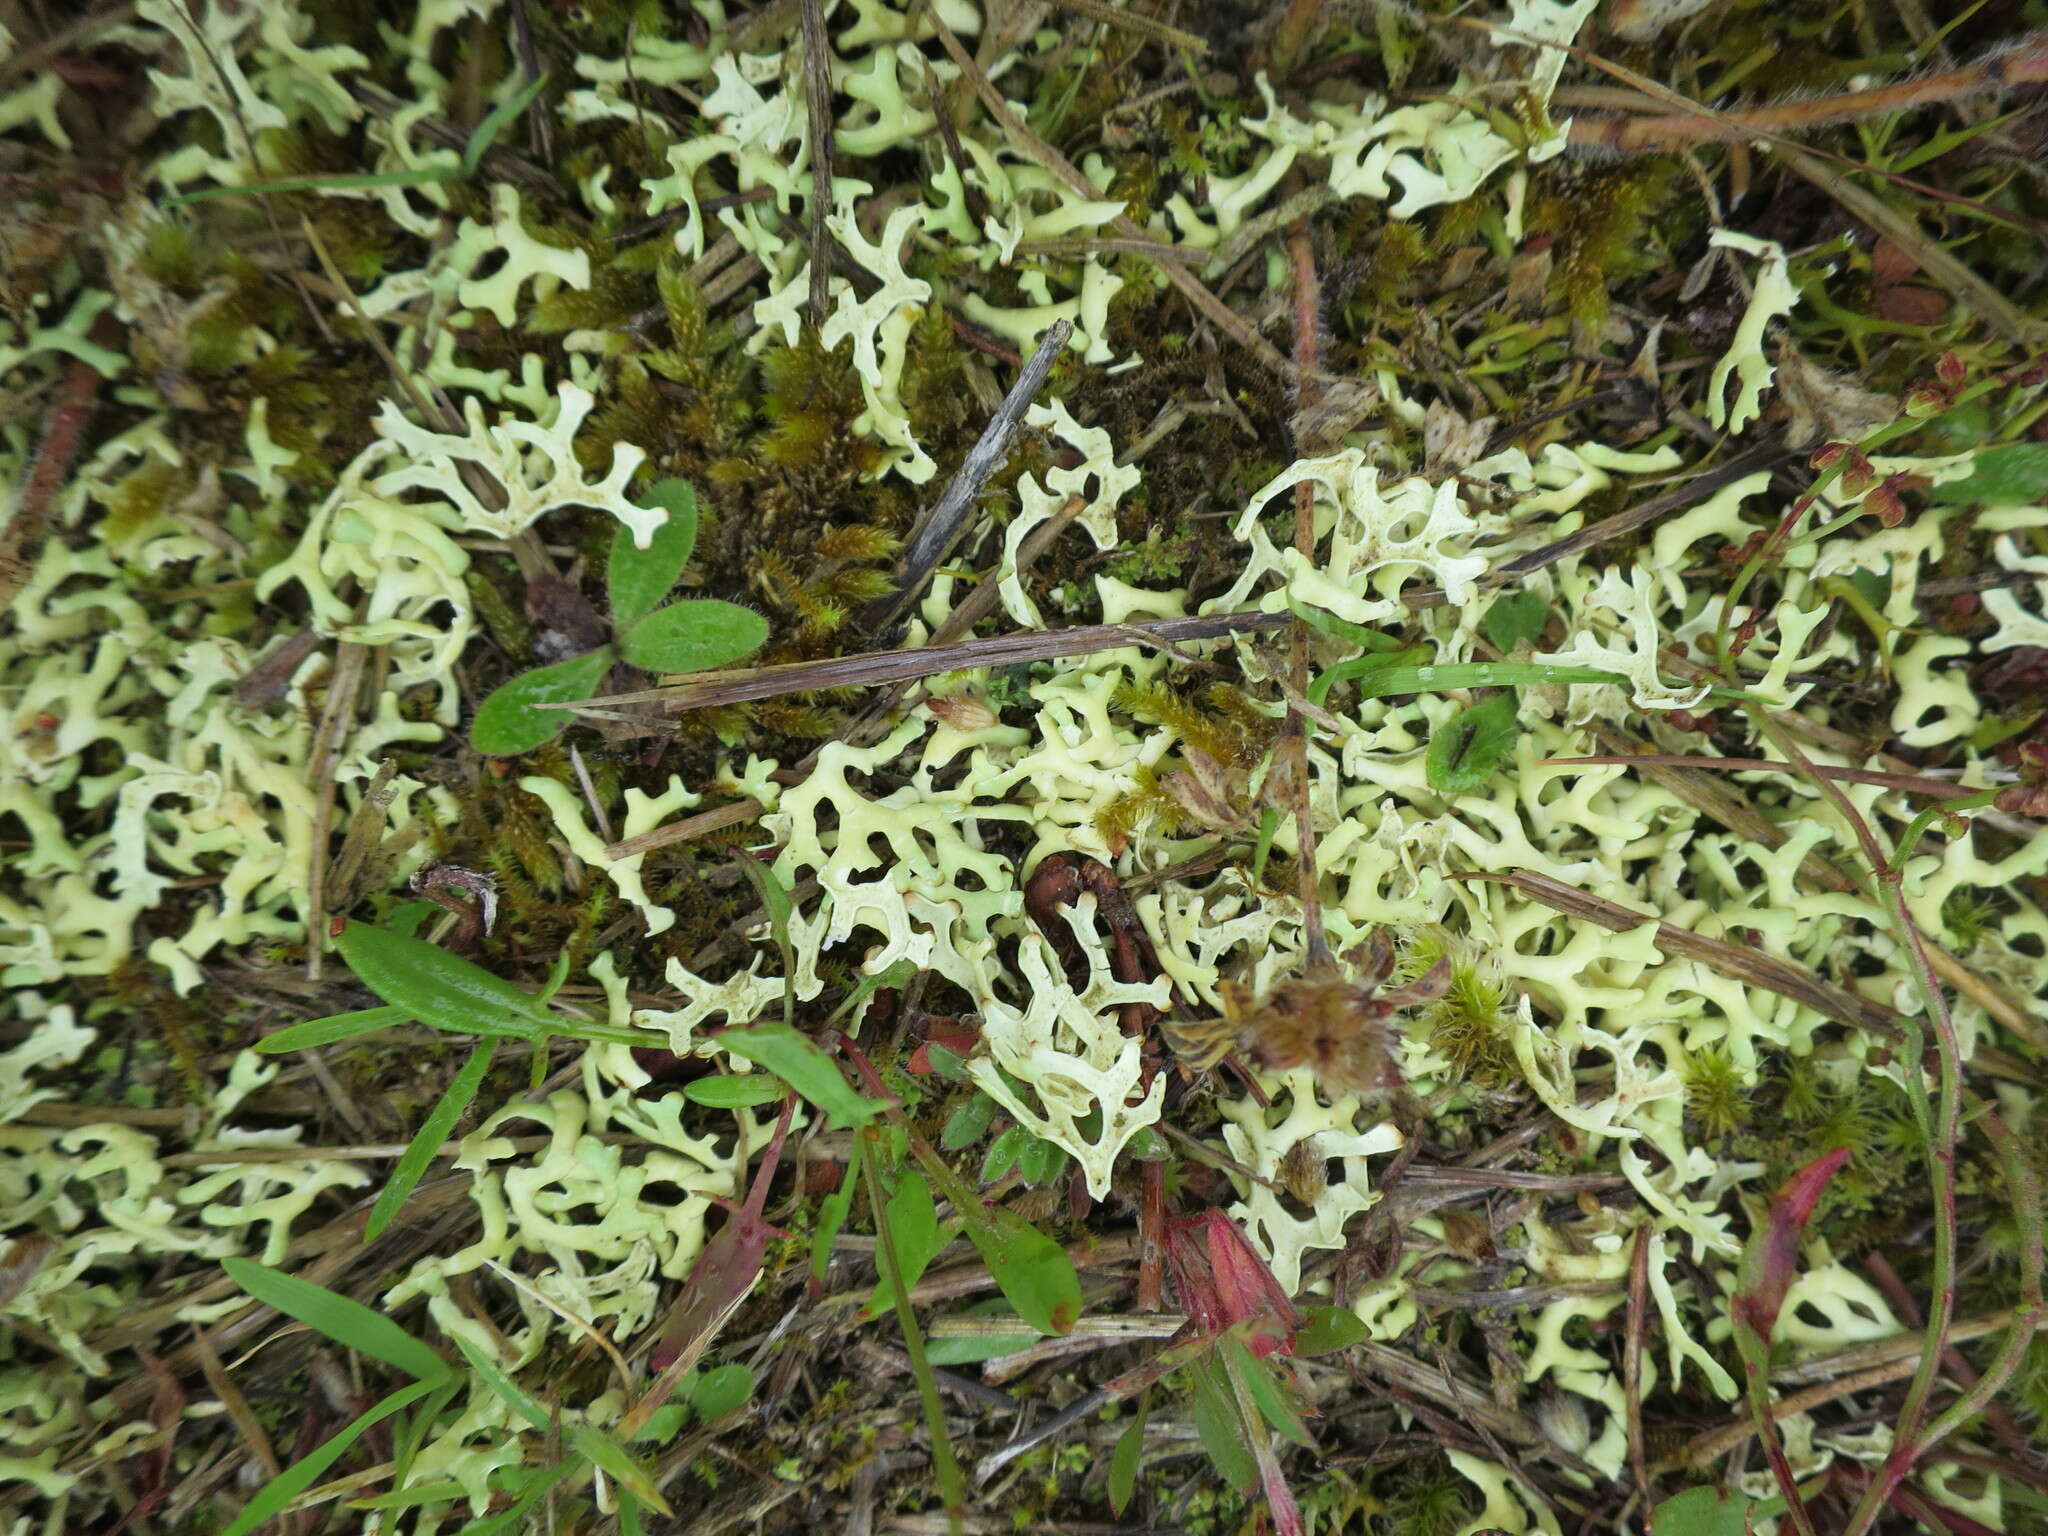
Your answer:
1683,1043 -> 1748,1139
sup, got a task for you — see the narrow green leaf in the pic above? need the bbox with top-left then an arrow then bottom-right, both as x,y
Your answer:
1307,644 -> 1432,706
958,1200 -> 1081,1336
1188,1353 -> 1257,1493
349,1479 -> 467,1511
257,1004 -> 408,1053
390,1377 -> 461,1490
811,1156 -> 857,1288
461,72 -> 551,177
222,1258 -> 447,1382
1226,1335 -> 1314,1448
1356,661 -> 1624,697
452,1335 -> 549,1432
1425,691 -> 1521,796
165,169 -> 456,208
683,1074 -> 788,1109
1288,601 -> 1405,651
940,1092 -> 997,1150
607,481 -> 700,631
1293,1304 -> 1367,1356
686,1363 -> 755,1419
826,957 -> 919,1028
334,922 -> 651,1048
447,1458 -> 582,1536
573,1425 -> 673,1515
719,1021 -> 886,1128
925,1327 -> 1040,1365
1108,1399 -> 1148,1515
862,1172 -> 946,1320
616,599 -> 769,674
220,1377 -> 441,1536
1016,1135 -> 1067,1186
733,856 -> 797,1028
469,649 -> 614,757
366,1042 -> 495,1240
1482,590 -> 1550,651
1929,442 -> 2048,506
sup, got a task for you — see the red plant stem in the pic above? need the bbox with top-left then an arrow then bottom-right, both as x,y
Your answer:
0,313 -> 123,610
1138,1161 -> 1167,1313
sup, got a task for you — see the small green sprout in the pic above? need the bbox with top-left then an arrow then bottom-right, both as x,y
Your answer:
471,480 -> 768,755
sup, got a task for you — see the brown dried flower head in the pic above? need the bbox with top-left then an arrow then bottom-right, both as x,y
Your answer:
1169,931 -> 1450,1097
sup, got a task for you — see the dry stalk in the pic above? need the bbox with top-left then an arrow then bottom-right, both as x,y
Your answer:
563,609 -> 1289,715
1450,870 -> 1906,1038
0,315 -> 123,610
1569,29 -> 2048,154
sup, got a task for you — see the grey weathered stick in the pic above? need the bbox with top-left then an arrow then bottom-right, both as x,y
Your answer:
861,317 -> 1073,634
799,0 -> 834,327
563,607 -> 1289,715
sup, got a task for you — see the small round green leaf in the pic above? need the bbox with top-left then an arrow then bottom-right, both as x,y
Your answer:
608,480 -> 700,631
688,1363 -> 755,1419
469,649 -> 613,757
1425,691 -> 1522,796
1482,590 -> 1549,651
1293,1303 -> 1368,1356
617,600 -> 768,675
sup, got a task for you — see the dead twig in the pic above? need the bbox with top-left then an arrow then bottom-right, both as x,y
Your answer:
563,609 -> 1289,715
0,314 -> 123,611
603,796 -> 766,862
1545,754 -> 1995,801
1570,29 -> 2048,155
799,0 -> 835,326
1052,0 -> 1207,54
860,318 -> 1073,635
304,637 -> 370,981
1449,869 -> 1907,1040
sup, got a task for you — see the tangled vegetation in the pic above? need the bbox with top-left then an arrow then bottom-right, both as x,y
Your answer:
3,1 -> 2048,1533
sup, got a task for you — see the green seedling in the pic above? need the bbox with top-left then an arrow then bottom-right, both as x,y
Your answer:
471,480 -> 768,755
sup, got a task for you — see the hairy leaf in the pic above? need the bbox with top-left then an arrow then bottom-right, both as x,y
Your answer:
469,649 -> 613,757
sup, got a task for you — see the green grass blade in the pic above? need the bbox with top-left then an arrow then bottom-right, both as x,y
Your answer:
222,1258 -> 448,1381
461,73 -> 550,177
332,921 -> 652,1047
451,1335 -> 550,1432
447,1458 -> 582,1536
365,1042 -> 495,1240
572,1426 -> 673,1515
1354,661 -> 1625,698
256,1005 -> 409,1053
220,1377 -> 441,1536
164,169 -> 455,208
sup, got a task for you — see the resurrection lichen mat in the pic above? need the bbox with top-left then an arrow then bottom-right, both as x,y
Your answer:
3,1 -> 2047,1533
